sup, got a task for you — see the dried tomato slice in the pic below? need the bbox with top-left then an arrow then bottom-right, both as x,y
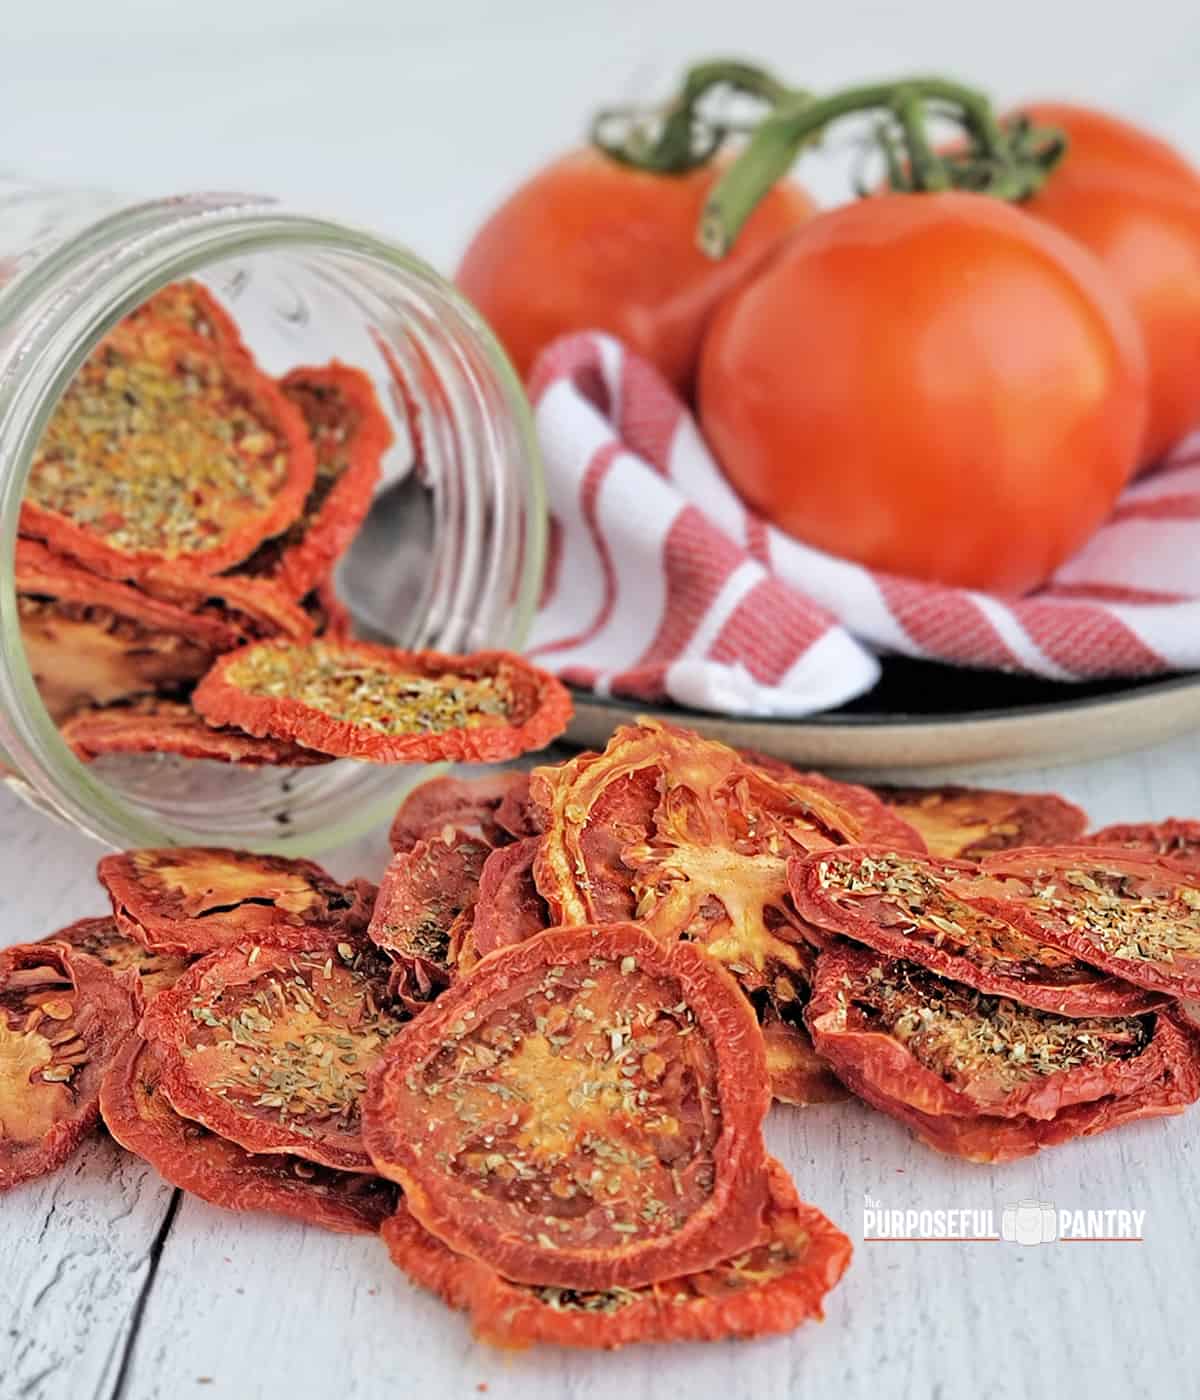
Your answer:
137,566 -> 315,644
1,942 -> 141,1191
532,721 -> 921,1012
383,1157 -> 849,1349
101,1036 -> 398,1234
806,943 -> 1168,1121
979,846 -> 1200,998
98,847 -> 375,956
61,698 -> 333,768
388,771 -> 536,853
760,1008 -> 849,1106
18,598 -> 211,722
17,537 -> 245,654
126,280 -> 249,359
1086,819 -> 1200,873
235,363 -> 391,598
838,1011 -> 1200,1162
368,829 -> 491,1011
192,640 -> 572,763
22,317 -> 315,580
141,938 -> 405,1172
40,915 -> 192,999
790,846 -> 1161,1016
364,923 -> 771,1290
470,839 -> 552,960
871,784 -> 1088,859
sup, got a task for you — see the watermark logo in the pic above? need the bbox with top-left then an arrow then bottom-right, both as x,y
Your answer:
863,1194 -> 1145,1245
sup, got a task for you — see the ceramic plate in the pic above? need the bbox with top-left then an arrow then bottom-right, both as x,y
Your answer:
565,660 -> 1200,779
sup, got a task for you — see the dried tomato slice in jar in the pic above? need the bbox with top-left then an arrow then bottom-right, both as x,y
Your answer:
363,923 -> 771,1290
470,839 -> 552,960
1086,820 -> 1200,873
0,942 -> 141,1190
235,363 -> 392,598
18,594 -> 215,722
979,847 -> 1200,998
22,316 -> 315,581
382,1158 -> 850,1349
125,279 -> 249,358
388,771 -> 537,853
101,1037 -> 398,1234
368,829 -> 491,1011
141,938 -> 405,1171
805,943 -> 1168,1121
790,846 -> 1160,1016
61,699 -> 334,768
40,915 -> 192,999
98,847 -> 374,956
192,640 -> 572,763
532,721 -> 922,1012
871,784 -> 1088,859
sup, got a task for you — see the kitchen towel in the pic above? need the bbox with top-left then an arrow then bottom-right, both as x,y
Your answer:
527,332 -> 1200,717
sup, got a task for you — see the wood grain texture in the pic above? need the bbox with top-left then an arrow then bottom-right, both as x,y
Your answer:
4,730 -> 1200,1400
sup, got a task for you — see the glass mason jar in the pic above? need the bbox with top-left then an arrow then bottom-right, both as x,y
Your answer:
0,176 -> 545,853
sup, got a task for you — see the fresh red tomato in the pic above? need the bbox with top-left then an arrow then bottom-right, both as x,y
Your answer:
697,192 -> 1148,594
456,149 -> 816,394
1017,104 -> 1200,466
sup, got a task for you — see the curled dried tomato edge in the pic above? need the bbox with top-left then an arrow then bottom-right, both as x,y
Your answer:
388,771 -> 537,853
101,1036 -> 396,1234
364,922 -> 772,1291
1085,820 -> 1200,873
1,941 -> 142,1191
193,642 -> 573,764
979,845 -> 1200,998
805,942 -> 1171,1122
790,845 -> 1164,1017
381,1157 -> 850,1350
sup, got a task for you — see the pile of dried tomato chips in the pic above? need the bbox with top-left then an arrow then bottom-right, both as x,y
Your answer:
9,718 -> 1200,1354
17,279 -> 571,770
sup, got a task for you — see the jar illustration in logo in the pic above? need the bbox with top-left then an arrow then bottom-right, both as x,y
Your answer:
1002,1200 -> 1058,1246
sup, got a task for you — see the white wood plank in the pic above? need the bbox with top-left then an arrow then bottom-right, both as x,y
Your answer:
0,1136 -> 175,1400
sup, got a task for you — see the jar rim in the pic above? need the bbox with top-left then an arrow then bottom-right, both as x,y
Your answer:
0,194 -> 545,853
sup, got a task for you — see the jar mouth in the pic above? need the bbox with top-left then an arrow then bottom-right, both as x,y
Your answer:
0,196 -> 545,853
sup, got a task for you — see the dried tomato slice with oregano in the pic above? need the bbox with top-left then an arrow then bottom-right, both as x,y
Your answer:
0,941 -> 141,1191
141,938 -> 406,1172
40,915 -> 192,999
470,839 -> 552,961
363,923 -> 771,1290
805,943 -> 1170,1121
382,1157 -> 850,1350
236,363 -> 392,598
835,1010 -> 1200,1163
367,829 -> 491,1012
790,846 -> 1160,1017
192,640 -> 572,764
978,846 -> 1200,998
871,784 -> 1088,859
126,280 -> 249,359
22,316 -> 315,581
98,847 -> 375,957
101,1037 -> 398,1234
61,698 -> 334,768
388,771 -> 538,853
532,720 -> 922,1016
1086,820 -> 1200,873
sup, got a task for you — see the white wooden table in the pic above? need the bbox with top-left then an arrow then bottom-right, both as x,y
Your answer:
4,732 -> 1200,1400
4,2 -> 1200,1396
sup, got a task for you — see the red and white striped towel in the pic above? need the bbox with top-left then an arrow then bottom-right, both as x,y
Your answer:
525,333 -> 1200,718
